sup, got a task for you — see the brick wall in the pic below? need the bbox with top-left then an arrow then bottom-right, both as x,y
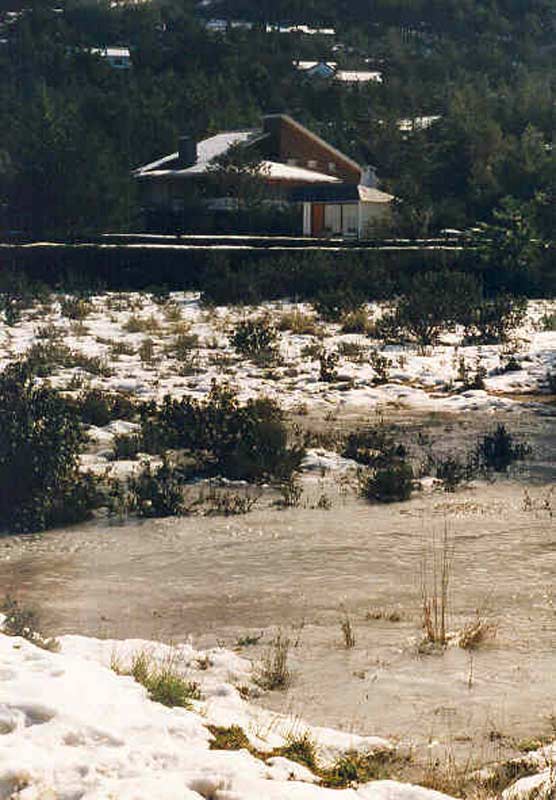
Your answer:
262,115 -> 361,184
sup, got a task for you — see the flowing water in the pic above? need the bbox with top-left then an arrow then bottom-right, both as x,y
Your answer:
1,410 -> 555,765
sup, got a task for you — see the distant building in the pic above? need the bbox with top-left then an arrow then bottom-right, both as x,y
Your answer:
293,60 -> 382,84
397,116 -> 441,132
134,114 -> 393,238
91,46 -> 131,69
266,23 -> 335,35
335,70 -> 382,84
204,18 -> 255,33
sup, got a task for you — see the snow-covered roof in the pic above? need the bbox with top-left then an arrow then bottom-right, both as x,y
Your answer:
92,46 -> 131,59
261,161 -> 340,183
335,70 -> 382,83
397,115 -> 441,131
135,131 -> 256,177
293,60 -> 337,71
266,23 -> 335,35
136,130 -> 342,183
358,186 -> 394,203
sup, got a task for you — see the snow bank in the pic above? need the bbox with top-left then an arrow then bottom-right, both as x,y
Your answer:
1,630 -> 448,800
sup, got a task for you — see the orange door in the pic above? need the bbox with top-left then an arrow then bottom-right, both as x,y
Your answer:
311,203 -> 325,236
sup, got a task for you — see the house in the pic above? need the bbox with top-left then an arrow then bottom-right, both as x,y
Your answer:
397,115 -> 441,132
266,23 -> 335,36
134,114 -> 394,238
335,70 -> 382,84
293,60 -> 382,84
204,19 -> 255,33
293,60 -> 337,78
91,46 -> 131,69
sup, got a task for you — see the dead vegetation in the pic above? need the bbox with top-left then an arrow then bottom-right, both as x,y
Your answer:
253,629 -> 292,690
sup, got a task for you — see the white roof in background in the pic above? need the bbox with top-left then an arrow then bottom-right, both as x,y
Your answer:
397,115 -> 441,131
358,186 -> 394,203
92,46 -> 131,58
266,23 -> 335,35
335,70 -> 382,83
293,60 -> 337,70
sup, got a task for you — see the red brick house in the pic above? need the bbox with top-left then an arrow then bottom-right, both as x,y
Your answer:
134,114 -> 393,238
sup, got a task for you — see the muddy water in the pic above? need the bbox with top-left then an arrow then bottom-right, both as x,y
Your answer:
0,411 -> 555,762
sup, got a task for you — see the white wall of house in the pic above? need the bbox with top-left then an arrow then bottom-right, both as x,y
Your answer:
303,203 -> 311,235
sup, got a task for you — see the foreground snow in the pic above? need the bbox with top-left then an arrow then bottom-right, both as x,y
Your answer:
0,629 -> 450,800
1,628 -> 554,800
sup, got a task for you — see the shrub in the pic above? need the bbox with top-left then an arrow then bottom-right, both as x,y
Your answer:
322,752 -> 391,788
463,295 -> 527,344
434,455 -> 473,491
313,287 -> 365,322
276,475 -> 303,507
456,357 -> 487,391
138,338 -> 155,363
22,342 -> 112,378
74,389 -> 136,427
166,332 -> 199,361
0,362 -> 99,533
278,732 -> 319,771
318,350 -> 338,382
254,630 -> 291,690
359,462 -> 414,503
544,371 -> 556,393
395,270 -> 483,345
140,384 -> 304,483
475,424 -> 531,472
369,350 -> 391,384
343,426 -> 406,468
60,297 -> 93,320
112,433 -> 142,460
208,725 -> 252,751
277,310 -> 320,336
340,307 -> 372,334
337,341 -> 367,363
230,317 -> 278,363
201,487 -> 259,516
130,459 -> 187,517
129,650 -> 201,708
110,340 -> 135,357
123,314 -> 160,333
370,311 -> 403,344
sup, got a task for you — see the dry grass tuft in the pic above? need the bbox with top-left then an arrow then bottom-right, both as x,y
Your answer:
366,607 -> 404,622
340,611 -> 356,648
421,524 -> 453,648
123,314 -> 160,334
457,615 -> 497,650
254,629 -> 292,690
115,648 -> 202,709
277,310 -> 321,336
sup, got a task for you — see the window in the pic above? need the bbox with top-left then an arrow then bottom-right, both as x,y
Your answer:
287,158 -> 297,166
328,162 -> 336,172
307,159 -> 318,169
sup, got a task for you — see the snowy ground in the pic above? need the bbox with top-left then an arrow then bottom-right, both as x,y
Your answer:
1,628 -> 553,800
1,293 -> 554,414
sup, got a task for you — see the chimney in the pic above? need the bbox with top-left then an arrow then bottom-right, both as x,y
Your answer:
361,165 -> 378,187
178,135 -> 197,168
